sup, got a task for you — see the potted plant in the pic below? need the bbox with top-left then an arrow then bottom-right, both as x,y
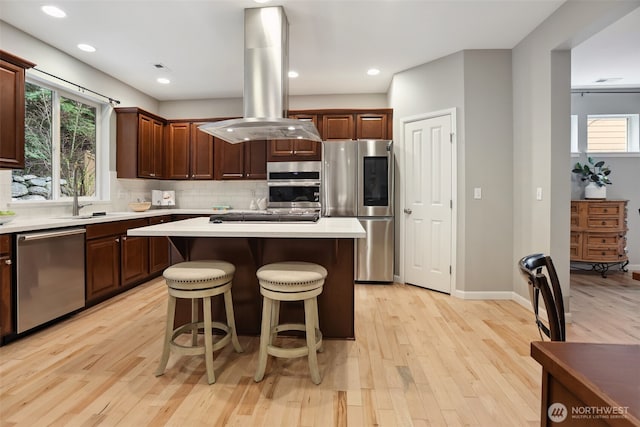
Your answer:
572,157 -> 612,199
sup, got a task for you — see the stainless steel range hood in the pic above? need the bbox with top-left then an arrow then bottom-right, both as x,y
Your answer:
199,7 -> 321,143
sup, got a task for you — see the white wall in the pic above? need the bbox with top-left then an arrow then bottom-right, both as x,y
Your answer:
571,92 -> 640,267
511,0 -> 640,309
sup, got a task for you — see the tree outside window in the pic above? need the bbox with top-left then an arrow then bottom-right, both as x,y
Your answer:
12,81 -> 97,201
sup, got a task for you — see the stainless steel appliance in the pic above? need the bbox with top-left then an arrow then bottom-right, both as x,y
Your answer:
267,161 -> 321,209
16,228 -> 86,333
323,139 -> 394,282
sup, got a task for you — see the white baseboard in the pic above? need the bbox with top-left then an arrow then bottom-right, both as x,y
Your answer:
452,289 -> 515,300
627,263 -> 640,271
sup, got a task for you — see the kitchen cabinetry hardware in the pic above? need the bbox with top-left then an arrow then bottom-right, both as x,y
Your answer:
404,208 -> 412,214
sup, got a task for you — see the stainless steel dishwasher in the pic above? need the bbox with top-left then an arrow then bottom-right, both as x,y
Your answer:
16,228 -> 86,333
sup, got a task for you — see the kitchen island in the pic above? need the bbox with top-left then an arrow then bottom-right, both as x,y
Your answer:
128,217 -> 365,339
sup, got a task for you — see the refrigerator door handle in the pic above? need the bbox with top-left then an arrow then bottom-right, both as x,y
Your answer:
403,208 -> 412,214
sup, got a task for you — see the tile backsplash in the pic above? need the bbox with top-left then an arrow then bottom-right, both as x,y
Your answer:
1,170 -> 268,217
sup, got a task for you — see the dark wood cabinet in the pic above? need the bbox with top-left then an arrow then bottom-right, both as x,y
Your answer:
149,216 -> 172,275
121,235 -> 149,286
165,122 -> 214,180
86,235 -> 120,302
116,108 -> 166,179
356,113 -> 389,139
0,51 -> 35,169
85,218 -> 149,304
322,114 -> 355,140
268,114 -> 321,162
0,235 -> 13,338
214,138 -> 266,180
320,111 -> 392,140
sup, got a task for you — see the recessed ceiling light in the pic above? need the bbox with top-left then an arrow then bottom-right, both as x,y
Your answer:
42,5 -> 66,18
367,68 -> 380,76
254,0 -> 271,4
288,70 -> 299,78
77,44 -> 96,53
156,78 -> 170,84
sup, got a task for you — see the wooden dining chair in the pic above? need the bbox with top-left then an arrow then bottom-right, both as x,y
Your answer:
518,254 -> 566,341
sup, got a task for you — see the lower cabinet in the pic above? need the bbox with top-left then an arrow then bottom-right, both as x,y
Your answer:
149,215 -> 172,275
0,235 -> 13,338
85,219 -> 149,304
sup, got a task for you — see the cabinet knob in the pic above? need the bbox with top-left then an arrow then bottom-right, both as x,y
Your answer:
603,208 -> 608,212
602,221 -> 606,225
122,236 -> 127,241
602,251 -> 606,256
4,259 -> 11,265
602,239 -> 606,243
115,238 -> 120,243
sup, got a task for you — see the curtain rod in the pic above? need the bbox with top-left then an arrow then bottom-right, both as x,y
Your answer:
32,67 -> 121,106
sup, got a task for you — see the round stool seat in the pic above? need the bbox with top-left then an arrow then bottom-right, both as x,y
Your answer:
164,260 -> 235,290
156,260 -> 242,384
257,261 -> 328,293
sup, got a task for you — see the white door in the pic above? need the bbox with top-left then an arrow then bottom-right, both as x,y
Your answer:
403,114 -> 453,293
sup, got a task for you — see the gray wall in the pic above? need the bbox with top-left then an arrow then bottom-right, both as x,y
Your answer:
389,50 -> 514,294
511,0 -> 640,309
571,92 -> 640,267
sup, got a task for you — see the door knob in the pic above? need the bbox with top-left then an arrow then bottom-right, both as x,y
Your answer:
404,208 -> 412,214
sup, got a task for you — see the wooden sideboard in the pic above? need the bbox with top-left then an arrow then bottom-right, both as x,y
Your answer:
570,200 -> 628,277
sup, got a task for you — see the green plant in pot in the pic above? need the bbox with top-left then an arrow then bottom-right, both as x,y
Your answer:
572,157 -> 612,199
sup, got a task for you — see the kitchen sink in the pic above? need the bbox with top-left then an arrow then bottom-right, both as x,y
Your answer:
58,213 -> 125,219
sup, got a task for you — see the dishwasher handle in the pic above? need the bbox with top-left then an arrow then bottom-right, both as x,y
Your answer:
19,228 -> 86,241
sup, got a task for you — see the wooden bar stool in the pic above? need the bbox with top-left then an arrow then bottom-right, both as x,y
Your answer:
156,260 -> 243,384
254,261 -> 328,385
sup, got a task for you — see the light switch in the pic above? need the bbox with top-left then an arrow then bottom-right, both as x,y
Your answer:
474,187 -> 482,200
536,187 -> 543,201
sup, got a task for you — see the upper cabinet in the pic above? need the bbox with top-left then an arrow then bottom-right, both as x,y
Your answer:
214,138 -> 266,180
0,51 -> 35,169
267,109 -> 393,162
322,114 -> 355,140
268,114 -> 321,161
116,108 -> 166,179
165,122 -> 214,180
321,110 -> 392,140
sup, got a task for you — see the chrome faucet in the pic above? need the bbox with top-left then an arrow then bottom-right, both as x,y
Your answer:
72,168 -> 91,216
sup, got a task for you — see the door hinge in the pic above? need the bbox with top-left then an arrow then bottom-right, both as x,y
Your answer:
449,133 -> 454,143
450,199 -> 453,209
449,265 -> 452,275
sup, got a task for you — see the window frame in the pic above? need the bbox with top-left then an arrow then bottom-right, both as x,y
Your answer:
12,75 -> 109,203
586,113 -> 640,155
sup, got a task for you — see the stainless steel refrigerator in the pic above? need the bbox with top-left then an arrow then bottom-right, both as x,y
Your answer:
322,139 -> 394,282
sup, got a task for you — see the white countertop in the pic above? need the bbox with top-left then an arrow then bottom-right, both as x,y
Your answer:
0,209 -> 216,234
127,216 -> 366,239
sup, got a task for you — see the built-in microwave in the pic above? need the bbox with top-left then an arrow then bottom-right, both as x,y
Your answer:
267,161 -> 321,209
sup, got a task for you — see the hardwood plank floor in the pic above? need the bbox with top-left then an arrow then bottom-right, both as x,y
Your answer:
1,271 -> 638,426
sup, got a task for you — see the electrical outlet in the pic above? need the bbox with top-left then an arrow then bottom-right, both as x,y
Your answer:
536,187 -> 543,201
474,188 -> 482,200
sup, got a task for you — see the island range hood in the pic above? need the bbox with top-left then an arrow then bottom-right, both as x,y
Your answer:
199,6 -> 321,143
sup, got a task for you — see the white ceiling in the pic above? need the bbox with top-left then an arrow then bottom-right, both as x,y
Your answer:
1,0 -> 638,101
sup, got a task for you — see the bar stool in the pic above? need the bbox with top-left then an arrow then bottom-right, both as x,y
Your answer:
156,260 -> 243,384
254,261 -> 328,385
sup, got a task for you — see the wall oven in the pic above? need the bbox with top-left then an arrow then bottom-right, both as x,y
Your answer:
267,161 -> 321,209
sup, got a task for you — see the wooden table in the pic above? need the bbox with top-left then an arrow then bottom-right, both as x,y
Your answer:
531,341 -> 640,426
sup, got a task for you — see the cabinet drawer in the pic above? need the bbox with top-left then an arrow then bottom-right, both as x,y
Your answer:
586,218 -> 621,229
587,203 -> 621,216
585,234 -> 620,247
86,218 -> 149,239
584,247 -> 621,261
0,235 -> 10,254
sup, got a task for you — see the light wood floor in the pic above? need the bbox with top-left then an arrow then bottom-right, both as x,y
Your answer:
1,271 -> 638,426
